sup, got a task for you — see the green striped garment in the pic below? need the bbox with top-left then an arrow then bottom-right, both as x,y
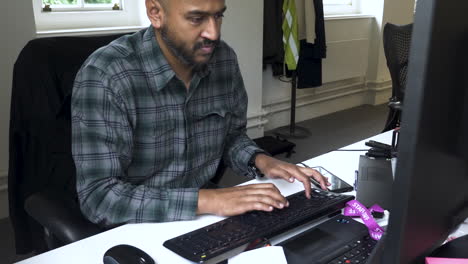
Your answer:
283,0 -> 300,70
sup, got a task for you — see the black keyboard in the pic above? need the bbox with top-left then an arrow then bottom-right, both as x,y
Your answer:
163,188 -> 354,263
327,235 -> 377,264
280,214 -> 379,264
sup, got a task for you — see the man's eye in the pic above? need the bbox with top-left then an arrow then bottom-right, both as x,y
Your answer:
190,17 -> 204,23
214,13 -> 225,20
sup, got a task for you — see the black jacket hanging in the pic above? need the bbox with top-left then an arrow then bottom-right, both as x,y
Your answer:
297,0 -> 327,88
263,0 -> 285,76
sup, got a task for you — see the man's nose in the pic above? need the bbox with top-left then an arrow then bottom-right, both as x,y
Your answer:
201,17 -> 220,41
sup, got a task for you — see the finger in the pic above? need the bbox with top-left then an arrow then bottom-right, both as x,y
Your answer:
271,166 -> 313,199
232,184 -> 288,206
245,201 -> 274,213
222,200 -> 275,216
299,167 -> 330,190
312,170 -> 329,190
272,165 -> 312,198
243,186 -> 288,207
263,164 -> 296,183
234,195 -> 284,214
267,166 -> 296,183
240,183 -> 285,190
288,168 -> 312,199
243,194 -> 288,210
238,183 -> 289,199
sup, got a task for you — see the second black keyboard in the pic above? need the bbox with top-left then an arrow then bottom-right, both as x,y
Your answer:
163,188 -> 354,263
326,235 -> 377,264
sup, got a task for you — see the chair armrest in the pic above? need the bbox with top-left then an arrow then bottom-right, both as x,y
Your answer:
24,192 -> 103,245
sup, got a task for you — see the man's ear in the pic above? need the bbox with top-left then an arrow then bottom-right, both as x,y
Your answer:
146,0 -> 164,29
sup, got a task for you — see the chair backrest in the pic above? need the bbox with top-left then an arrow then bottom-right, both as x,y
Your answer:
383,23 -> 413,103
9,33 -> 126,254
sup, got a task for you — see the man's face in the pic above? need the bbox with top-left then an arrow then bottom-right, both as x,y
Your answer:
158,0 -> 226,68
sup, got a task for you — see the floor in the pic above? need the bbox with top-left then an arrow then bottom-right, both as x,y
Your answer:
1,103 -> 388,263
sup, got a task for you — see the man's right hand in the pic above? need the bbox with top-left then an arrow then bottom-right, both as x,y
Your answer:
197,184 -> 289,216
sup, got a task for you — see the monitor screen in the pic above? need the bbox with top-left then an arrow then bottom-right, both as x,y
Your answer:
370,0 -> 468,263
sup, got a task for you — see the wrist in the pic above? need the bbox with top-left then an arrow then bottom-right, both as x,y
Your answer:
254,153 -> 270,171
246,152 -> 267,178
197,189 -> 215,215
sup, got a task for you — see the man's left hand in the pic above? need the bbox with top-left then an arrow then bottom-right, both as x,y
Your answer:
254,154 -> 331,199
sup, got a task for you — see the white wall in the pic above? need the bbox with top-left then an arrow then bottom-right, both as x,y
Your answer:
0,1 -> 36,219
222,0 -> 265,138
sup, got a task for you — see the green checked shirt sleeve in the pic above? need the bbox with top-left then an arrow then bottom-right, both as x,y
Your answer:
71,27 -> 263,227
222,63 -> 267,175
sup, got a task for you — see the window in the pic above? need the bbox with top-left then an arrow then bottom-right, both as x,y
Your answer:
324,0 -> 352,5
42,0 -> 122,12
323,0 -> 361,15
33,0 -> 145,33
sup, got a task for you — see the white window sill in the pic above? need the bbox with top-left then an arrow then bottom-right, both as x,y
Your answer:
325,13 -> 374,20
36,25 -> 147,38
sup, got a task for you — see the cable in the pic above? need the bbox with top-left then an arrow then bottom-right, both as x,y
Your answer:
333,149 -> 369,152
383,108 -> 400,131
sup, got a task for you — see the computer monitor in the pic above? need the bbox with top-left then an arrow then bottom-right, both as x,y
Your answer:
369,0 -> 468,263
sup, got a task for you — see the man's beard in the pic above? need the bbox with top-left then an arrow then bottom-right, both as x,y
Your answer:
160,24 -> 220,71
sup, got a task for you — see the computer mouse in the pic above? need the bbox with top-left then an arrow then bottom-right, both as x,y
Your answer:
103,244 -> 155,264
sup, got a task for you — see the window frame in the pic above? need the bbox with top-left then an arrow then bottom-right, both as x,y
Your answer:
323,0 -> 361,16
41,0 -> 123,12
33,0 -> 143,32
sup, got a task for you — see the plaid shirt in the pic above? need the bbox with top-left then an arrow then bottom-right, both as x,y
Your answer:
71,26 -> 262,227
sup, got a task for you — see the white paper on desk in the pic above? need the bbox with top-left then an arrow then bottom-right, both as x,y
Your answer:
229,246 -> 287,264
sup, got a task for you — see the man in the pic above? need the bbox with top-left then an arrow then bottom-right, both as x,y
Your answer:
71,0 -> 329,228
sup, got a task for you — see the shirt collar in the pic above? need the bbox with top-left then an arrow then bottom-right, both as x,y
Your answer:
141,26 -> 212,92
142,26 -> 175,92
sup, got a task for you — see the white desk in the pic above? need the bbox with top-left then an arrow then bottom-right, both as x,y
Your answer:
17,131 -> 393,264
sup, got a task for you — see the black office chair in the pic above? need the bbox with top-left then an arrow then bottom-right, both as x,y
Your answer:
382,23 -> 413,132
8,34 -> 127,255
